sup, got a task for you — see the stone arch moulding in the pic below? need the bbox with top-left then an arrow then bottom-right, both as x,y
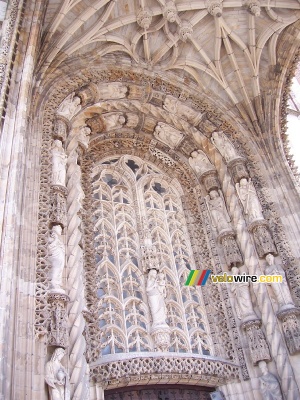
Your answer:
33,66 -> 300,399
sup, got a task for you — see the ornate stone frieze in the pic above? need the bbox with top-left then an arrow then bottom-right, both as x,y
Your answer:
50,185 -> 67,227
241,320 -> 271,365
227,158 -> 249,183
277,308 -> 300,355
218,231 -> 243,269
248,220 -> 277,258
90,355 -> 239,389
47,292 -> 70,348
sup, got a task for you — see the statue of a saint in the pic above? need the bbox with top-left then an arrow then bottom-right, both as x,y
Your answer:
211,131 -> 240,162
77,126 -> 91,149
45,347 -> 70,400
146,269 -> 168,329
205,190 -> 231,234
258,361 -> 283,400
231,267 -> 258,322
102,113 -> 126,131
154,122 -> 184,149
97,82 -> 128,100
265,254 -> 295,312
51,140 -> 67,186
236,178 -> 264,223
163,95 -> 202,124
48,225 -> 65,293
189,150 -> 215,177
57,93 -> 81,120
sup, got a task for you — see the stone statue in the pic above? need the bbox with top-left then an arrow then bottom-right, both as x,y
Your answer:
205,190 -> 231,234
102,113 -> 126,131
265,254 -> 295,312
57,93 -> 81,120
51,140 -> 67,186
77,126 -> 91,149
258,361 -> 283,400
163,95 -> 202,124
97,82 -> 128,100
48,225 -> 65,293
45,347 -> 70,400
146,269 -> 168,329
236,178 -> 264,223
154,122 -> 184,149
231,267 -> 257,322
189,150 -> 215,177
211,131 -> 240,162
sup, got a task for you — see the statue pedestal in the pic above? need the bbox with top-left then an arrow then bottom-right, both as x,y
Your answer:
151,326 -> 171,352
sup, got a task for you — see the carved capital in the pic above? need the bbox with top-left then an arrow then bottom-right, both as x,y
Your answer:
242,319 -> 271,364
47,292 -> 70,348
227,157 -> 249,183
201,170 -> 220,192
248,220 -> 277,258
218,231 -> 243,268
277,308 -> 300,355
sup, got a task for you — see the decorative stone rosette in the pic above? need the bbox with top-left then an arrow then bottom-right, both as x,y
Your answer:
277,307 -> 300,355
241,319 -> 271,365
47,292 -> 70,348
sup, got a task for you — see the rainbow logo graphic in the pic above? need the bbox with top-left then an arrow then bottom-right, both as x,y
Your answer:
185,270 -> 211,286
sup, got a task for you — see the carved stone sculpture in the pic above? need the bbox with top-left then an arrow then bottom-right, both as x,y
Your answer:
45,347 -> 70,400
189,150 -> 215,177
163,95 -> 202,124
163,1 -> 177,22
219,232 -> 243,268
201,170 -> 220,192
47,292 -> 69,348
77,126 -> 91,149
53,118 -> 68,142
236,178 -> 264,223
207,0 -> 223,17
102,113 -> 126,131
146,269 -> 170,351
154,122 -> 184,149
227,158 -> 249,183
265,254 -> 295,312
242,320 -> 271,365
205,190 -> 231,234
277,308 -> 300,355
231,267 -> 258,323
57,93 -> 81,120
51,140 -> 67,187
50,186 -> 67,228
97,82 -> 128,100
258,361 -> 283,400
211,131 -> 240,162
48,224 -> 65,293
248,1 -> 261,16
249,221 -> 277,258
146,269 -> 168,329
137,8 -> 152,29
179,21 -> 193,42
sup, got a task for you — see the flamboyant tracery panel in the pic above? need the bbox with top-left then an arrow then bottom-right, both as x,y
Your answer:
91,155 -> 212,358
